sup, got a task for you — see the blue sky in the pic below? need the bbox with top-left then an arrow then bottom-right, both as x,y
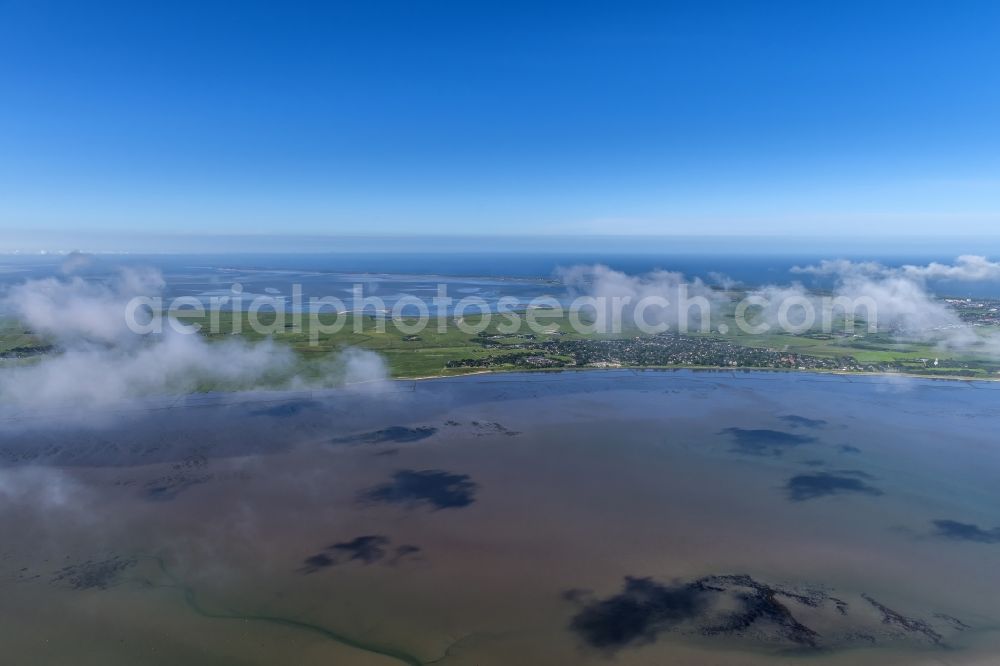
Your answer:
1,0 -> 999,245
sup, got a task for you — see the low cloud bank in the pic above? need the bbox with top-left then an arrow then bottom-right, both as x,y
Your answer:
558,257 -> 1000,354
0,465 -> 86,509
747,273 -> 958,336
767,257 -> 999,352
557,264 -> 725,333
793,255 -> 1000,283
0,265 -> 388,413
6,266 -> 166,346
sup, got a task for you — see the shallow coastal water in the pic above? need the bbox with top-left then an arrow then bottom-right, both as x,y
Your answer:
2,370 -> 999,665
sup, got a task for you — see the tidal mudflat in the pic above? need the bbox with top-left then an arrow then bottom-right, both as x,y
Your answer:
1,370 -> 999,665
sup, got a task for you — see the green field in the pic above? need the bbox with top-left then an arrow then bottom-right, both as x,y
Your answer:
174,309 -> 598,378
2,306 -> 999,381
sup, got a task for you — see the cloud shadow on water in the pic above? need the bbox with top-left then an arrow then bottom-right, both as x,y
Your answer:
332,426 -> 438,446
299,535 -> 422,573
358,469 -> 478,510
249,400 -> 322,418
779,415 -> 827,429
784,472 -> 883,502
931,520 -> 1000,544
328,535 -> 390,563
300,553 -> 336,573
388,544 -> 422,566
720,428 -> 817,456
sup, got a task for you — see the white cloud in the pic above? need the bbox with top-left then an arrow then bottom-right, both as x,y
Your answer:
557,264 -> 725,333
4,267 -> 165,346
334,346 -> 391,387
793,255 -> 1000,282
0,332 -> 299,410
900,255 -> 1000,282
0,466 -> 87,509
59,251 -> 96,275
790,259 -> 885,277
707,271 -> 740,290
778,257 -> 999,353
0,267 -> 389,416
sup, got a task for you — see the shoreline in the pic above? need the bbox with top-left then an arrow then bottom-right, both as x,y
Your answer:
2,366 -> 996,423
399,364 -> 1000,385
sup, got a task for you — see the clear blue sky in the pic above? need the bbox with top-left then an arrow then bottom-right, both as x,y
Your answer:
2,0 -> 999,245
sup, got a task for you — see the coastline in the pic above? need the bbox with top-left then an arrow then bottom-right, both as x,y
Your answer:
2,365 -> 996,424
399,364 -> 1000,385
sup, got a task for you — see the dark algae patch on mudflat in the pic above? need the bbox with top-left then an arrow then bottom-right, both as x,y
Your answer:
51,556 -> 137,591
862,594 -> 943,645
568,574 -> 820,653
568,576 -> 709,651
568,573 -> 967,654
